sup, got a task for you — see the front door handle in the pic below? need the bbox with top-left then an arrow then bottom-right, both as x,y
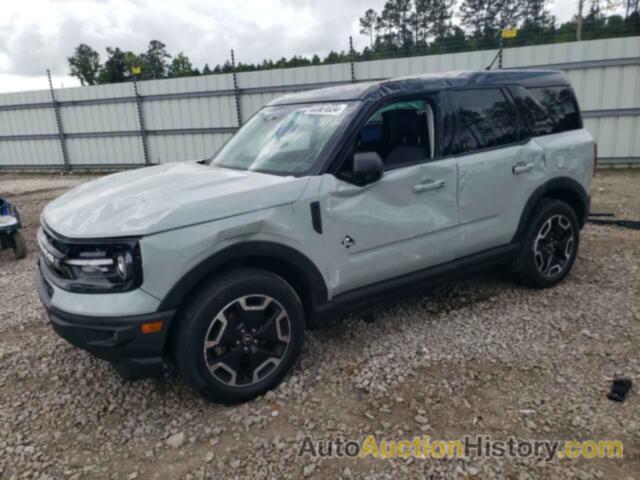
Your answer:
413,179 -> 446,193
513,162 -> 534,174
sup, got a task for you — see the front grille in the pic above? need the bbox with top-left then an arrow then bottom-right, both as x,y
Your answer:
38,226 -> 74,280
38,263 -> 54,298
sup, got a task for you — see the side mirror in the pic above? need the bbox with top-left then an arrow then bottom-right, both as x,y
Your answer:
352,152 -> 383,185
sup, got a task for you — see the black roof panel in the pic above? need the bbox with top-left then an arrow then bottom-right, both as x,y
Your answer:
268,69 -> 570,106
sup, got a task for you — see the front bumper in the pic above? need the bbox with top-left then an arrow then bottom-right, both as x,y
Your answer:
37,261 -> 175,380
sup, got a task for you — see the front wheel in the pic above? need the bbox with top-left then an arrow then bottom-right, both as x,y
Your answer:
173,268 -> 305,404
512,199 -> 580,289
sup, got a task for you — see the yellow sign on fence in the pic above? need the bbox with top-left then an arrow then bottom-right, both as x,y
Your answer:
131,66 -> 141,76
501,28 -> 518,39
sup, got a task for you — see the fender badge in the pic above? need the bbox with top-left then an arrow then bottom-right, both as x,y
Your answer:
342,235 -> 355,249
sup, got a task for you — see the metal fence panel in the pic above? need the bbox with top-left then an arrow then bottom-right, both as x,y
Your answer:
143,96 -> 237,130
66,136 -> 144,166
60,103 -> 140,133
504,36 -> 640,66
0,107 -> 57,136
0,89 -> 51,107
237,63 -> 352,88
0,139 -> 63,167
146,132 -> 232,164
137,73 -> 235,96
354,49 -> 497,79
584,116 -> 640,160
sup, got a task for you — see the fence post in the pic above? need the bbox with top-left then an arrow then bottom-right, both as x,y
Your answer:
47,69 -> 70,172
349,36 -> 356,82
230,50 -> 242,127
132,78 -> 150,165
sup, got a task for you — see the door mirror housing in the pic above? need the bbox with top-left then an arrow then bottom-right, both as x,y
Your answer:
352,152 -> 384,185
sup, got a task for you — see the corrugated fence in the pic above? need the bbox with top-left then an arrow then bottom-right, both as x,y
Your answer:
1,36 -> 639,170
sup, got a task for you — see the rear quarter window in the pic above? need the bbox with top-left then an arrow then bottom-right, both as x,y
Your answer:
526,86 -> 582,134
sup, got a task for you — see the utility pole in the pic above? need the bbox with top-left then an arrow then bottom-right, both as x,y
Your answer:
577,0 -> 585,41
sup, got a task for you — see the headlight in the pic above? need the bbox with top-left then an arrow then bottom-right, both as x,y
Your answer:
64,246 -> 141,292
115,251 -> 134,280
38,227 -> 143,293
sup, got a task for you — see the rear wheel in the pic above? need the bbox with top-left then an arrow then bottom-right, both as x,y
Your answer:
11,231 -> 27,259
174,268 -> 305,404
512,199 -> 579,288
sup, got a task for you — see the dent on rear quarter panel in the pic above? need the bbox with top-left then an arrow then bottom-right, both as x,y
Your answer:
533,129 -> 594,193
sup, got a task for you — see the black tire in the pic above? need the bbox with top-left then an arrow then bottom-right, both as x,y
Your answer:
11,231 -> 27,259
173,268 -> 305,404
512,199 -> 580,289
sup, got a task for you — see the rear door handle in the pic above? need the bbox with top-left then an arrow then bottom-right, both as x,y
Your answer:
513,162 -> 534,174
413,179 -> 445,193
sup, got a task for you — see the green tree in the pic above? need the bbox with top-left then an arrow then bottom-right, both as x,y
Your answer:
359,9 -> 379,48
413,0 -> 430,44
429,0 -> 455,41
413,0 -> 455,44
168,52 -> 193,77
68,44 -> 101,86
380,0 -> 415,47
460,0 -> 526,37
523,0 -> 553,27
98,47 -> 130,83
140,40 -> 171,79
202,63 -> 213,75
459,0 -> 489,36
497,0 -> 526,29
323,50 -> 348,64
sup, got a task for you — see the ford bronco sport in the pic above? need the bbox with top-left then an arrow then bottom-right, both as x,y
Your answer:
37,70 -> 594,403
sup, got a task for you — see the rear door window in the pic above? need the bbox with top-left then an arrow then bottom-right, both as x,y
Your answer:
449,89 -> 522,155
526,86 -> 582,133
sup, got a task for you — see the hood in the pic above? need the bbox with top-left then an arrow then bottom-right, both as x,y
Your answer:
43,162 -> 308,238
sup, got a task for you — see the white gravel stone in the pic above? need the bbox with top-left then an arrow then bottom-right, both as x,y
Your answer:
1,171 -> 639,479
166,432 -> 185,449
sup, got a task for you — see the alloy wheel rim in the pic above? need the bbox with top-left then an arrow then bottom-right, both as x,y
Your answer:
533,214 -> 575,277
203,294 -> 291,387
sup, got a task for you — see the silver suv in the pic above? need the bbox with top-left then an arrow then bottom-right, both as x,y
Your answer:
37,70 -> 595,403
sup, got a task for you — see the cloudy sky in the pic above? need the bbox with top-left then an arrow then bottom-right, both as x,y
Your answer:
0,0 -> 587,93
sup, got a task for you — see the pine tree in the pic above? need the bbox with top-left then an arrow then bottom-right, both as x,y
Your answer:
359,9 -> 379,48
140,40 -> 171,80
460,0 -> 492,36
429,0 -> 455,41
380,0 -> 415,48
98,47 -> 130,83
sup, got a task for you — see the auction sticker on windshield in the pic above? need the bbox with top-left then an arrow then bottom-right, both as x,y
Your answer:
305,104 -> 348,116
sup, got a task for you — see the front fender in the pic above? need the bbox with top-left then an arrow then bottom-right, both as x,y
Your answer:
155,240 -> 328,312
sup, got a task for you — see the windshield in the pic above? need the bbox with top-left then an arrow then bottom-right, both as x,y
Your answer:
210,102 -> 359,175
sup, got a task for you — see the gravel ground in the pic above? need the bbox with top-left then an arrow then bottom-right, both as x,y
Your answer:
0,170 -> 638,479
